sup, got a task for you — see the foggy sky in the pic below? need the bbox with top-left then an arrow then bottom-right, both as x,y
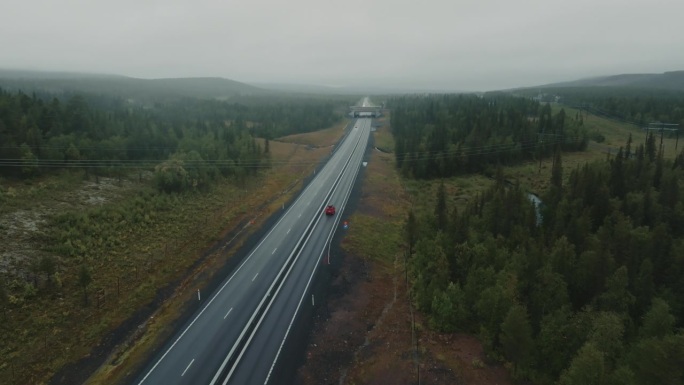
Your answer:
2,0 -> 683,91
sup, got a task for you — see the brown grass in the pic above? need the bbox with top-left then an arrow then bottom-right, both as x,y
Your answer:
277,120 -> 349,148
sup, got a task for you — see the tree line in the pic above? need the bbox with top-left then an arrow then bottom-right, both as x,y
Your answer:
0,89 -> 343,191
389,94 -> 588,179
520,87 -> 684,126
405,134 -> 684,383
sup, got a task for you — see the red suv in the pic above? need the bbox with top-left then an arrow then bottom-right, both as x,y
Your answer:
325,205 -> 336,216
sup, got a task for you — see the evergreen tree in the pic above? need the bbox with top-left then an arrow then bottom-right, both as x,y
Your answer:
596,266 -> 635,316
630,334 -> 684,385
500,304 -> 534,376
625,133 -> 633,159
434,181 -> 448,231
639,298 -> 675,339
588,311 -> 625,365
558,343 -> 606,385
609,147 -> 626,198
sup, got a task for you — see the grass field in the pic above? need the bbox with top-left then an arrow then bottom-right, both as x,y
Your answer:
555,105 -> 682,159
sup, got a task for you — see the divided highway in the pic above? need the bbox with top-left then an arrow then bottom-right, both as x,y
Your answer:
134,117 -> 372,385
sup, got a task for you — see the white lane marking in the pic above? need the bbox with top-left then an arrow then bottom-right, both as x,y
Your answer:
272,248 -> 277,254
224,308 -> 233,320
298,213 -> 301,218
181,359 -> 195,377
287,228 -> 291,234
252,273 -> 259,282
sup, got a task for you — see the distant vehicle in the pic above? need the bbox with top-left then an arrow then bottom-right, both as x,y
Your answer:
325,205 -> 336,215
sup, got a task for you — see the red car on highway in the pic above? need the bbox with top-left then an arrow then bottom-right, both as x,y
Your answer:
325,205 -> 336,215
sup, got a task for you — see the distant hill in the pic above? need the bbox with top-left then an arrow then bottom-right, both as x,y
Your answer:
249,82 -> 465,96
0,69 -> 265,101
249,82 -> 354,95
528,71 -> 684,92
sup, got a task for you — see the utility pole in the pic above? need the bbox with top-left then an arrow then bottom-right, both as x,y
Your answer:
537,132 -> 544,174
648,122 -> 679,156
676,129 -> 680,151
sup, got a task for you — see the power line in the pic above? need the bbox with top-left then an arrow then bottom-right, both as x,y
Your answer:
0,133 -> 581,169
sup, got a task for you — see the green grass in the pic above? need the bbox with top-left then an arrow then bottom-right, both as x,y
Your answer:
372,115 -> 395,153
555,105 -> 682,159
343,213 -> 403,264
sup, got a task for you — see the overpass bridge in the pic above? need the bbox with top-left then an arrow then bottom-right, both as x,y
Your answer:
350,105 -> 382,118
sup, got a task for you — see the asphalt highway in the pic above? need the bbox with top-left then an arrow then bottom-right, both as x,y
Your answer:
225,118 -> 371,385
134,117 -> 372,385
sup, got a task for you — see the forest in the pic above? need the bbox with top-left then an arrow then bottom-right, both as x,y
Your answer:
0,89 -> 343,190
524,87 -> 684,127
389,94 -> 588,179
405,132 -> 684,383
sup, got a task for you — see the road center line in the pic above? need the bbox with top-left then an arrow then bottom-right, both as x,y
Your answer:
272,248 -> 277,254
224,307 -> 233,320
252,273 -> 259,282
287,228 -> 291,234
181,359 -> 195,376
298,213 -> 301,218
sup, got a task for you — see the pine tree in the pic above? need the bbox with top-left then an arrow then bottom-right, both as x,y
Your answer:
596,266 -> 635,316
625,133 -> 633,159
435,181 -> 448,231
558,343 -> 605,385
549,148 -> 563,206
609,147 -> 626,198
639,298 -> 675,338
500,304 -> 534,376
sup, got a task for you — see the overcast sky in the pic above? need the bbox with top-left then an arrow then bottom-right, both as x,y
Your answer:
1,0 -> 683,91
